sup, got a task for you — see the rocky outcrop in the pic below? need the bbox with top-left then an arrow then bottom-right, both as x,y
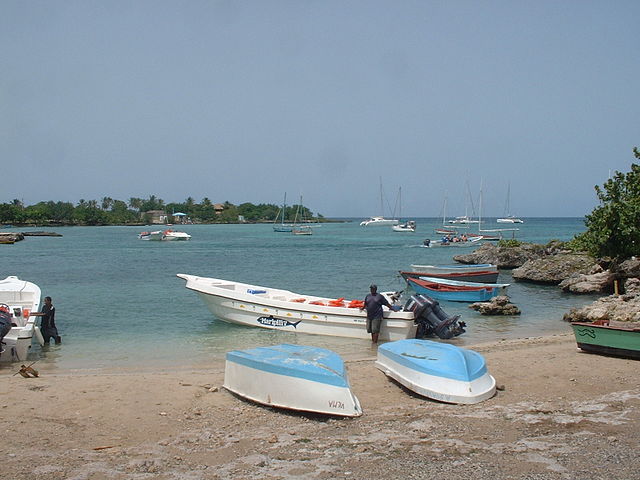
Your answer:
453,243 -> 544,269
613,258 -> 640,279
512,253 -> 598,285
563,278 -> 640,323
469,296 -> 521,315
558,267 -> 616,293
0,232 -> 24,243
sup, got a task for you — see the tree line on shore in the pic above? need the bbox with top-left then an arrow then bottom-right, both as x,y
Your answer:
0,195 -> 322,226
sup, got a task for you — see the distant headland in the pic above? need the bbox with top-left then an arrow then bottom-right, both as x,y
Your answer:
0,196 -> 336,227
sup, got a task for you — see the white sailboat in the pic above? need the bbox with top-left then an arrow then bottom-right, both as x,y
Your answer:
392,187 -> 416,232
448,181 -> 479,224
273,193 -> 294,232
497,183 -> 524,224
478,180 -> 518,240
292,195 -> 313,235
361,178 -> 399,226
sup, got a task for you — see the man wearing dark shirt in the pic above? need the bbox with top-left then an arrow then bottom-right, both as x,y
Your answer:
33,296 -> 61,345
361,284 -> 392,344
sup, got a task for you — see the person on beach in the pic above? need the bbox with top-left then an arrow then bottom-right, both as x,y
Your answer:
0,304 -> 13,346
32,296 -> 61,345
360,284 -> 392,344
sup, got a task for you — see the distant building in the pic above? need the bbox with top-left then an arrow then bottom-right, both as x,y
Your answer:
146,210 -> 168,224
213,203 -> 225,215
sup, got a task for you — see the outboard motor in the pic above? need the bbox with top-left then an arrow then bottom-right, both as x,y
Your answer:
404,294 -> 466,339
0,304 -> 13,352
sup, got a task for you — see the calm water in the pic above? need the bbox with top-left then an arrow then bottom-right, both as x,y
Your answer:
0,218 -> 597,371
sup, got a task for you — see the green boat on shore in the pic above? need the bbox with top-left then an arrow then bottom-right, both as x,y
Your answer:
571,320 -> 640,360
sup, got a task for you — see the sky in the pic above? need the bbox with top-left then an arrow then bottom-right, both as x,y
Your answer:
2,1 -> 639,218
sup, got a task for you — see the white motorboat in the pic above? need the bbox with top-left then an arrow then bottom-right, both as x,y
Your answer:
162,229 -> 191,241
360,216 -> 399,227
497,216 -> 524,224
138,230 -> 164,240
392,220 -> 416,232
421,236 -> 483,248
224,344 -> 362,417
448,215 -> 479,224
177,274 -> 416,341
375,339 -> 496,404
0,276 -> 44,362
138,229 -> 191,241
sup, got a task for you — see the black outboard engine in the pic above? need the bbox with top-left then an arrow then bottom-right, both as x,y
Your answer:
0,304 -> 13,351
404,294 -> 466,339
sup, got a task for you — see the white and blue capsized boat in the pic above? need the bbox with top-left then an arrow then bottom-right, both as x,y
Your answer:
375,339 -> 496,404
224,343 -> 362,417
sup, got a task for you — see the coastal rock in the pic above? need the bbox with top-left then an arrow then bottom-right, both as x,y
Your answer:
453,244 -> 544,269
0,232 -> 24,243
511,254 -> 596,285
614,258 -> 640,279
563,278 -> 640,323
469,296 -> 521,315
558,270 -> 616,294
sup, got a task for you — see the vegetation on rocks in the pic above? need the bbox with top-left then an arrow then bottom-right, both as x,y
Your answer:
567,148 -> 640,259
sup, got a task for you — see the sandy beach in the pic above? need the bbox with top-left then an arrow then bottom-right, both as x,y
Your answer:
2,333 -> 639,480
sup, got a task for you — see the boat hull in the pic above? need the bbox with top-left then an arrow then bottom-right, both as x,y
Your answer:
407,277 -> 508,303
571,322 -> 640,360
0,276 -> 42,363
410,264 -> 498,275
375,339 -> 496,404
224,344 -> 362,416
179,274 -> 417,341
400,270 -> 499,284
360,217 -> 399,226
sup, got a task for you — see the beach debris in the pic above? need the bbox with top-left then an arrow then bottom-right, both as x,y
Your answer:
14,362 -> 39,378
93,445 -> 117,451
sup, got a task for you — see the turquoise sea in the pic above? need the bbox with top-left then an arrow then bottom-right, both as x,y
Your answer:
0,218 -> 598,372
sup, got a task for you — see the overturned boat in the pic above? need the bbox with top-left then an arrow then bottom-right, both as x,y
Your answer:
177,275 -> 466,341
224,344 -> 362,417
376,339 -> 496,404
0,276 -> 44,362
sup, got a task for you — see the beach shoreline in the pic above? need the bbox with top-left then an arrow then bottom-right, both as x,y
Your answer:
2,333 -> 639,479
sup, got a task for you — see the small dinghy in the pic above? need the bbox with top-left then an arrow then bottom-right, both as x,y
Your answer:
224,344 -> 362,417
375,339 -> 496,404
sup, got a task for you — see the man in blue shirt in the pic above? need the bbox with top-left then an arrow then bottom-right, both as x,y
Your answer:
361,284 -> 392,344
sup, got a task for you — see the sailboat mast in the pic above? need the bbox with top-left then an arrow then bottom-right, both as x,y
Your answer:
379,177 -> 384,216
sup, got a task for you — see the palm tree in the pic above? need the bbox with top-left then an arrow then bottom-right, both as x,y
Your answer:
129,197 -> 143,211
101,196 -> 113,211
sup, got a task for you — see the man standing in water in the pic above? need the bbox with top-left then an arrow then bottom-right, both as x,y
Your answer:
32,296 -> 61,345
361,284 -> 392,344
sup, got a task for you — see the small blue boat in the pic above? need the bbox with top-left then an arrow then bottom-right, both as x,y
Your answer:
224,344 -> 362,417
406,276 -> 509,302
375,339 -> 496,404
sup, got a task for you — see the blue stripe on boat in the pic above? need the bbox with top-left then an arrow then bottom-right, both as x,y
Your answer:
377,339 -> 488,382
226,344 -> 349,388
